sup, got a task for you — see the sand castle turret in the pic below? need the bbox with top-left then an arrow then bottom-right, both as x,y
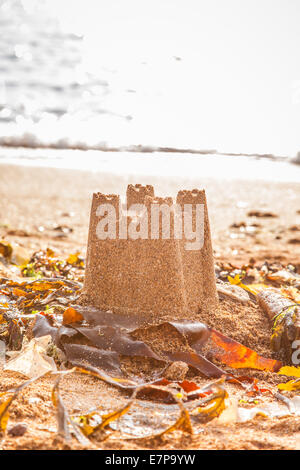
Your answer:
82,184 -> 218,321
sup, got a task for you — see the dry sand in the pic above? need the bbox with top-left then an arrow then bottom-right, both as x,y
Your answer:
0,159 -> 300,450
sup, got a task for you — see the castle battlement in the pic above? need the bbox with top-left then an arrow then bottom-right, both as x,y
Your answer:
126,183 -> 154,208
82,184 -> 218,320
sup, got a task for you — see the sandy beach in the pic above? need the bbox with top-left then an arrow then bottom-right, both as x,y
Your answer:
1,156 -> 299,267
1,0 -> 300,455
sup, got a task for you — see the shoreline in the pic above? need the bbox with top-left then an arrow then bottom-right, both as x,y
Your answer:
0,141 -> 293,160
1,146 -> 300,183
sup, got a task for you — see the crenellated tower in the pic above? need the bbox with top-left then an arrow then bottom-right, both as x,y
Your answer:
81,184 -> 218,321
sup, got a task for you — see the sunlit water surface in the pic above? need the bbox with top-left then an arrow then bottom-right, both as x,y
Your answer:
0,0 -> 300,159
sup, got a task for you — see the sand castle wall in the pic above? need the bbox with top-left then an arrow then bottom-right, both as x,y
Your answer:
82,184 -> 218,320
176,189 -> 218,314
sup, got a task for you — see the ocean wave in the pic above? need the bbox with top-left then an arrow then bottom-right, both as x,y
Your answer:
0,133 -> 292,162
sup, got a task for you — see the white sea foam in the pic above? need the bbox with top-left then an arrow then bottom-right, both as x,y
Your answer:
1,145 -> 300,184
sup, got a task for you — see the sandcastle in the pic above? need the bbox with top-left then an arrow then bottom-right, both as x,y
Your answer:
82,184 -> 218,320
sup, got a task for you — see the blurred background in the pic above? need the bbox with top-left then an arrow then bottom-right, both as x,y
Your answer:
0,0 -> 300,158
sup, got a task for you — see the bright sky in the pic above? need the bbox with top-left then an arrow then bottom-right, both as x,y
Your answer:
39,0 -> 300,155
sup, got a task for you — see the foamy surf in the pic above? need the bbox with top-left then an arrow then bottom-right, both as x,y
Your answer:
1,145 -> 300,184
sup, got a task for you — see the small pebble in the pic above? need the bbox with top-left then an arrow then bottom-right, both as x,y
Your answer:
8,423 -> 27,437
164,361 -> 189,381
